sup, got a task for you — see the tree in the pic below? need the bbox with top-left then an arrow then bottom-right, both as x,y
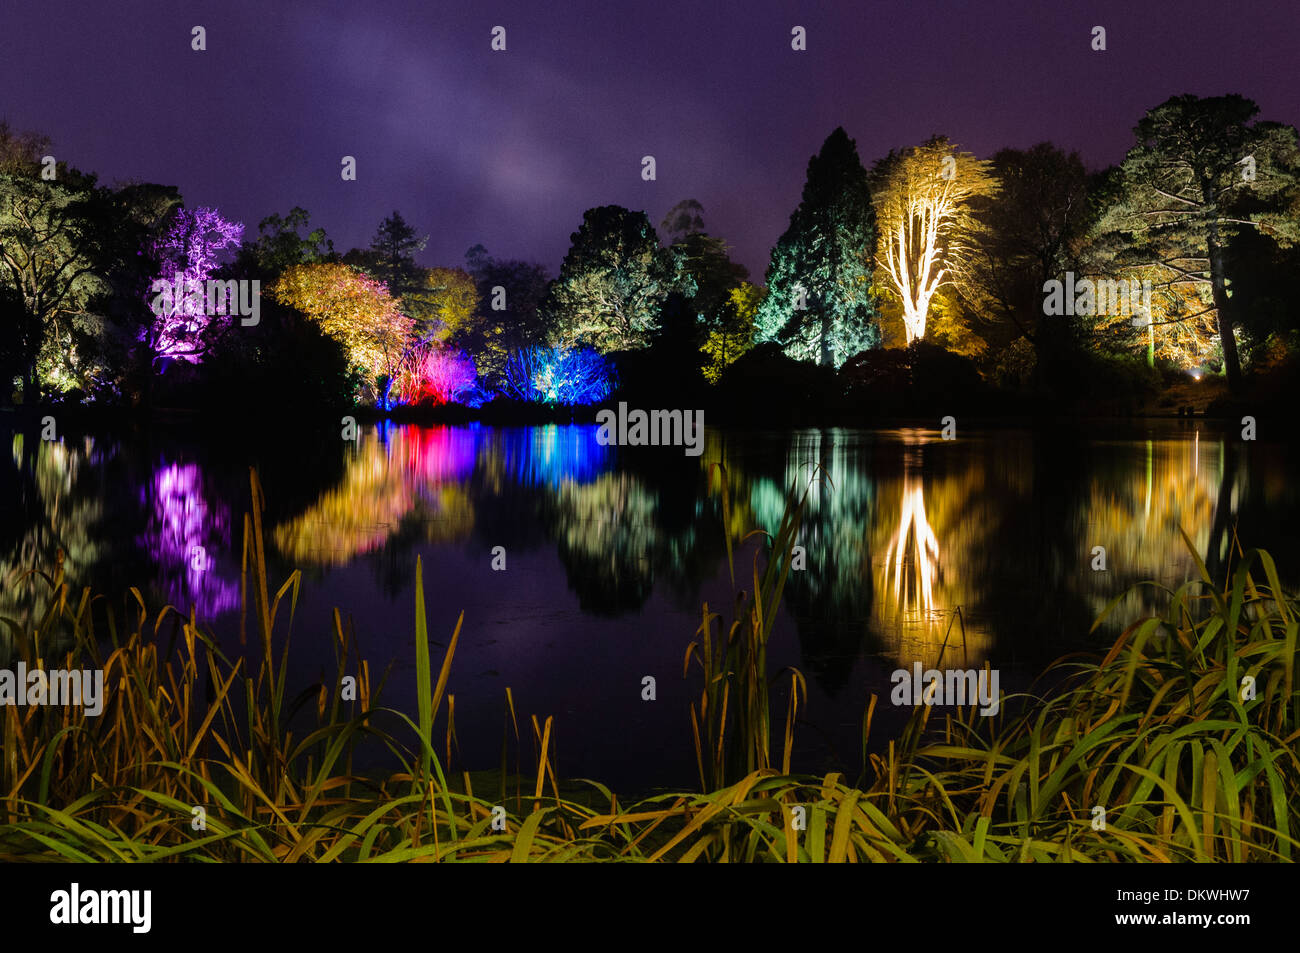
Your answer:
544,206 -> 681,352
369,211 -> 427,293
141,206 -> 244,368
141,207 -> 243,370
871,136 -> 999,346
394,345 -> 477,406
701,282 -> 763,383
1,126 -> 192,400
270,263 -> 413,402
754,127 -> 879,367
1093,94 -> 1300,391
1223,228 -> 1300,365
464,246 -> 553,380
239,207 -> 334,278
965,144 -> 1093,358
660,198 -> 706,242
405,266 -> 480,346
1089,262 -> 1216,368
673,228 -> 749,325
0,168 -> 107,399
0,283 -> 37,403
0,121 -> 51,175
650,230 -> 747,378
83,181 -> 183,397
501,346 -> 615,405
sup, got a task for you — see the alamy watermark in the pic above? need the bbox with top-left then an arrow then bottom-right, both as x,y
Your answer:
50,883 -> 150,933
0,663 -> 104,715
890,662 -> 1000,716
595,402 -> 704,457
1042,272 -> 1152,322
149,277 -> 261,326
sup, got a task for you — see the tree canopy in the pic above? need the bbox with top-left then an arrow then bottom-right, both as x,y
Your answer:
871,136 -> 999,346
755,127 -> 879,367
1092,94 -> 1300,390
544,205 -> 683,352
270,262 -> 412,387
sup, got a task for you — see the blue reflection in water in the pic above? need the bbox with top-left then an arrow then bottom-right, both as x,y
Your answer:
499,424 -> 612,489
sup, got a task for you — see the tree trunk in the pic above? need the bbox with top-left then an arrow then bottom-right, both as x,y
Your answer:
1206,220 -> 1241,393
819,305 -> 832,366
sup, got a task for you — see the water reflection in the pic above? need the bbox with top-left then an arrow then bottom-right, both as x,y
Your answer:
1,433 -> 116,635
274,425 -> 477,566
883,469 -> 940,619
139,461 -> 237,617
1,420 -> 1295,690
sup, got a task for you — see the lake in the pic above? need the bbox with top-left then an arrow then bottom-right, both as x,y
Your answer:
3,418 -> 1296,794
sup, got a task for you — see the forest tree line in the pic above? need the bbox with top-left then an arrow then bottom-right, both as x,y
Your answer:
2,93 -> 1298,416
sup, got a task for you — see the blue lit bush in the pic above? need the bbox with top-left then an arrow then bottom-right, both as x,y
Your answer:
500,346 -> 615,405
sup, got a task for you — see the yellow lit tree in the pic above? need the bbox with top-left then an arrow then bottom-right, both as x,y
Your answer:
404,266 -> 480,346
270,263 -> 413,387
700,282 -> 763,383
1088,263 -> 1217,368
871,137 -> 999,345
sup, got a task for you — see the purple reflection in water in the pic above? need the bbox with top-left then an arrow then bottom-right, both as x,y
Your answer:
139,462 -> 239,617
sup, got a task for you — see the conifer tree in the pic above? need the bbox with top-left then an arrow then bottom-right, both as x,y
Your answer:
755,127 -> 879,367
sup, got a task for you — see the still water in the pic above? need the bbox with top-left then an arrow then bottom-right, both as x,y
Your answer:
3,420 -> 1296,792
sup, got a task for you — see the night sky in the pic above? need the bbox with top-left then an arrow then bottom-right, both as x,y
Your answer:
3,0 -> 1297,278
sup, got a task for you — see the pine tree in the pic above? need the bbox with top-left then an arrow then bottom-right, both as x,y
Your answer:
369,210 -> 427,294
755,127 -> 879,367
1092,95 -> 1300,391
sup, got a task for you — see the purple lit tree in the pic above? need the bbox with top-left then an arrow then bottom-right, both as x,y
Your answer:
142,206 -> 244,367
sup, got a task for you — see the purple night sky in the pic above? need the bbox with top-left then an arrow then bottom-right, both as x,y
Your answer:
3,0 -> 1297,278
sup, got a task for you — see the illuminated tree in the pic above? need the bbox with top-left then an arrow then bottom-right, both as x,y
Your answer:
142,206 -> 244,366
394,344 -> 477,405
1092,95 -> 1300,390
405,266 -> 480,346
501,346 -> 615,405
0,163 -> 120,397
544,206 -> 682,352
754,127 -> 879,367
871,136 -> 999,345
0,126 -> 121,399
238,206 -> 333,278
701,282 -> 763,383
1087,264 -> 1217,368
270,263 -> 413,398
661,206 -> 750,369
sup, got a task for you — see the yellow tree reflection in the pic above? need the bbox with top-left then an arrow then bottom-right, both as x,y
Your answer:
883,474 -> 941,618
871,431 -> 998,668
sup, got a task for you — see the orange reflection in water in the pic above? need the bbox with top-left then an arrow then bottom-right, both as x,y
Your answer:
883,474 -> 941,619
273,425 -> 476,567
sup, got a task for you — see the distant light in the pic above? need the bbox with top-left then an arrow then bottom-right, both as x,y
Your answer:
1187,367 -> 1204,381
